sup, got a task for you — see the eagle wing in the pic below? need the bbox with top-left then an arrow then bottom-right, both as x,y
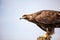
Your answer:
35,10 -> 60,24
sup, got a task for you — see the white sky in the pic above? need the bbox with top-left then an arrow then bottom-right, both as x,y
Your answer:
1,0 -> 60,40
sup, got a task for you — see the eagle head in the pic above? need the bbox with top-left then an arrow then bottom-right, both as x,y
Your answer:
20,14 -> 33,21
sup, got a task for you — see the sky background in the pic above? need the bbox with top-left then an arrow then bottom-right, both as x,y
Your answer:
0,0 -> 60,40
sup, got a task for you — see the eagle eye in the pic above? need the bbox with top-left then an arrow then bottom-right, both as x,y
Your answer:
23,15 -> 27,16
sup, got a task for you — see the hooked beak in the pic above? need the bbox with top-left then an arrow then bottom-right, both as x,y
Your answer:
20,15 -> 27,20
20,17 -> 26,20
20,14 -> 27,20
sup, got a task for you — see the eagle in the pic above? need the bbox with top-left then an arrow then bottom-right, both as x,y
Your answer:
20,10 -> 60,35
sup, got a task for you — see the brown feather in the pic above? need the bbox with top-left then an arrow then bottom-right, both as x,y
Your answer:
21,10 -> 60,35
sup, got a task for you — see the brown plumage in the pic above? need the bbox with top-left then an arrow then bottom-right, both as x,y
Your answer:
20,10 -> 60,35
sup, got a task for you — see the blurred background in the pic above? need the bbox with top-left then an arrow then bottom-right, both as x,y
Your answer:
0,0 -> 60,40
